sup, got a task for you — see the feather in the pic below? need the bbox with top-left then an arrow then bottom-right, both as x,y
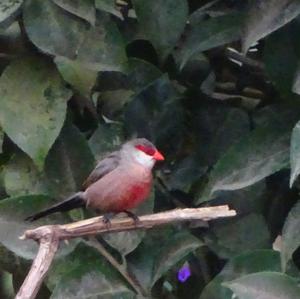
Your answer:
82,151 -> 121,190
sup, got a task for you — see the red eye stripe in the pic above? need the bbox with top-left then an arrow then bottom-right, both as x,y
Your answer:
135,144 -> 156,156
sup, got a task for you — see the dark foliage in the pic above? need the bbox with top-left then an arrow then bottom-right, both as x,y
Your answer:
0,0 -> 300,298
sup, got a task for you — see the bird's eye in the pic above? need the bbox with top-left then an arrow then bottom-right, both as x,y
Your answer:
135,144 -> 156,156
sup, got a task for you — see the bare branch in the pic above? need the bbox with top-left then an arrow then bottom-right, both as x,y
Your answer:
16,205 -> 236,299
16,227 -> 59,299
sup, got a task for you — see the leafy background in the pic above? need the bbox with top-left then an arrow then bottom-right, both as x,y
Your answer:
1,0 -> 300,298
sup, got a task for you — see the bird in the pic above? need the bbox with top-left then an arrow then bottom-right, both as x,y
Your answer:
25,138 -> 164,223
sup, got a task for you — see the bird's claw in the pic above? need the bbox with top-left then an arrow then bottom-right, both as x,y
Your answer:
102,212 -> 115,229
124,210 -> 141,225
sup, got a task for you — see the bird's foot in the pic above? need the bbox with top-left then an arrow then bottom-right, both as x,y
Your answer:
124,210 -> 140,225
102,212 -> 115,229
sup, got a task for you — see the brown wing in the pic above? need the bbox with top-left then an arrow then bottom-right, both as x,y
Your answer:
82,151 -> 121,190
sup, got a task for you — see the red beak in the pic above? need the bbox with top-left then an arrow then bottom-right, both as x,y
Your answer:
153,150 -> 164,161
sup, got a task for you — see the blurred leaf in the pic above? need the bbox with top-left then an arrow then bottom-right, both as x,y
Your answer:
167,106 -> 249,192
0,0 -> 22,27
24,2 -> 127,71
0,195 -> 77,259
23,0 -> 87,59
95,58 -> 162,96
127,230 -> 200,291
0,243 -> 27,274
200,250 -> 281,299
125,74 -> 184,153
178,52 -> 211,87
49,244 -> 134,299
290,121 -> 300,187
102,191 -> 154,256
55,56 -> 98,98
99,89 -> 134,118
127,58 -> 162,93
211,181 -> 266,216
76,12 -> 127,72
199,111 -> 296,202
195,106 -> 250,167
95,0 -> 122,19
53,0 -> 96,25
132,0 -> 188,60
224,272 -> 300,299
45,122 -> 95,198
292,68 -> 300,95
242,0 -> 300,53
0,56 -> 72,170
3,153 -> 49,196
175,12 -> 243,70
89,123 -> 123,161
206,214 -> 270,259
151,232 -> 202,286
0,127 -> 3,154
264,26 -> 298,96
281,200 -> 300,272
3,122 -> 94,199
166,155 -> 207,191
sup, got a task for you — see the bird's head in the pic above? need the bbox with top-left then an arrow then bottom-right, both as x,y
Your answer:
121,138 -> 164,168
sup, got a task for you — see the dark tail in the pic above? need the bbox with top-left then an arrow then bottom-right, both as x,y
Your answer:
25,192 -> 85,222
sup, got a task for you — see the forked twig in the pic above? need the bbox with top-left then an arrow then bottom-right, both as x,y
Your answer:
16,205 -> 236,299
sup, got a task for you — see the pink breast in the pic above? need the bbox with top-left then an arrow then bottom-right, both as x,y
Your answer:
114,182 -> 151,211
85,166 -> 153,213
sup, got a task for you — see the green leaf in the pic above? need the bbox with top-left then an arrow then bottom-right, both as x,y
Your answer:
94,58 -> 162,98
198,111 -> 295,203
242,0 -> 300,53
95,0 -> 122,19
206,214 -> 270,259
55,56 -> 98,98
264,26 -> 298,96
175,12 -> 243,70
210,182 -> 266,220
167,106 -> 249,192
99,89 -> 134,118
127,58 -> 162,93
290,121 -> 300,186
200,250 -> 281,299
281,200 -> 300,272
132,0 -> 188,60
3,122 -> 95,199
49,244 -> 135,299
89,123 -> 123,161
24,1 -> 127,71
53,0 -> 96,25
3,153 -> 50,197
45,121 -> 95,198
224,272 -> 300,299
151,232 -> 202,286
0,243 -> 27,274
196,106 -> 250,167
0,56 -> 72,170
0,0 -> 22,27
124,74 -> 184,153
0,195 -> 77,259
75,12 -> 128,72
127,230 -> 201,291
23,0 -> 87,59
0,127 -> 3,154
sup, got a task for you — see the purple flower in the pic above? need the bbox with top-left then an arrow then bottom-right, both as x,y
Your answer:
177,263 -> 191,283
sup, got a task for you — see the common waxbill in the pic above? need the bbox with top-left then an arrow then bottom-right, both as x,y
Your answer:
26,138 -> 164,222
